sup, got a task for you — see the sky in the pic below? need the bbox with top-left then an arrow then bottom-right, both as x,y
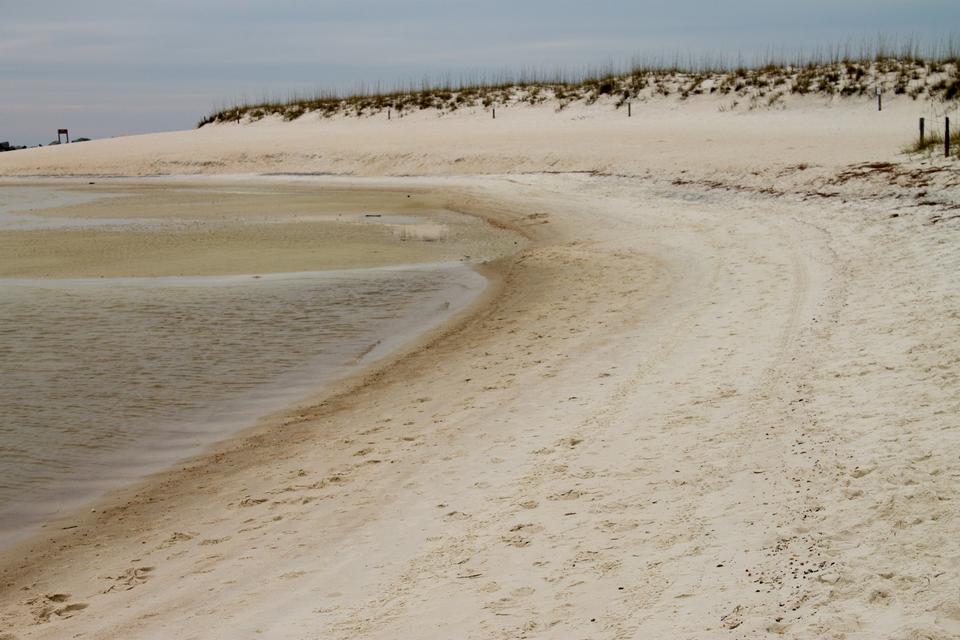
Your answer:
2,1 -> 958,145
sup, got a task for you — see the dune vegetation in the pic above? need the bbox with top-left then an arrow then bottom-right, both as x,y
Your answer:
199,40 -> 960,128
905,119 -> 960,153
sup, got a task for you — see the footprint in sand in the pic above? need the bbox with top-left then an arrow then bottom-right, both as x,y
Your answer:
26,593 -> 89,624
502,523 -> 544,547
280,571 -> 307,580
158,531 -> 196,549
548,489 -> 583,501
102,566 -> 155,593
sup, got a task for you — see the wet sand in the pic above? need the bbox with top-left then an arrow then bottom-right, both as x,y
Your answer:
0,182 -> 519,278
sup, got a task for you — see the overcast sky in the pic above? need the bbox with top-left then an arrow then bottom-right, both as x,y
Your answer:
2,1 -> 958,145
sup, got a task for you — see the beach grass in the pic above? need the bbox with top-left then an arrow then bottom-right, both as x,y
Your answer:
905,125 -> 960,154
198,37 -> 960,127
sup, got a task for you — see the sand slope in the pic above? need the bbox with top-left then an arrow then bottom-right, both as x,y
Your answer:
0,94 -> 954,179
0,95 -> 959,639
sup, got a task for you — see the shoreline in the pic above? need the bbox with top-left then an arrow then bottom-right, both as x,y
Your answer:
0,260 -> 477,287
0,186 -> 535,635
0,260 -> 493,549
0,178 -> 524,552
0,178 -> 525,548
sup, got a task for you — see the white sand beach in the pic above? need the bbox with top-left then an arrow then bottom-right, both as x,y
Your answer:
0,90 -> 959,639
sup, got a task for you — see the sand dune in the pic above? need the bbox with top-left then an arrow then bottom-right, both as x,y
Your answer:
1,94 -> 959,638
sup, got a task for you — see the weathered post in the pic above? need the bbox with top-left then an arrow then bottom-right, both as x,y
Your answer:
919,117 -> 925,147
492,107 -> 496,120
628,102 -> 632,117
877,87 -> 882,112
947,117 -> 951,158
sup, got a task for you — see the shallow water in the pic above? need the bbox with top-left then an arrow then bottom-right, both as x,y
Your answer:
0,185 -> 130,230
0,265 -> 484,541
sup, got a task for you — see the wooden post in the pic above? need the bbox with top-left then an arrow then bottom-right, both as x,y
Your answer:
947,117 -> 951,158
388,109 -> 391,120
920,117 -> 925,146
628,102 -> 631,117
492,107 -> 496,120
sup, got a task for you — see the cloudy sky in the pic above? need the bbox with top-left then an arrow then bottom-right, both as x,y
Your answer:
2,1 -> 958,145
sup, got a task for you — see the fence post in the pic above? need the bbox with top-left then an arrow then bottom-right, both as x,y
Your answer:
493,107 -> 496,120
628,102 -> 632,117
388,109 -> 391,120
947,117 -> 951,158
919,117 -> 924,147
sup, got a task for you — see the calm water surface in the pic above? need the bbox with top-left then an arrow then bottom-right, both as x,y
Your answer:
0,265 -> 483,540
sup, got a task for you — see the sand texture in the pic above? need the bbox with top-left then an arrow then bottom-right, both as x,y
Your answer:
0,93 -> 959,638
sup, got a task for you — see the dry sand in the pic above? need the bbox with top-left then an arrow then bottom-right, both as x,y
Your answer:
0,92 -> 959,639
